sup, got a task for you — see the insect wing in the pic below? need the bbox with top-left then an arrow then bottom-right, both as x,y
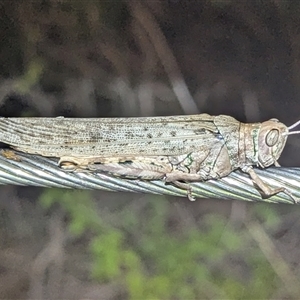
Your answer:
0,114 -> 221,157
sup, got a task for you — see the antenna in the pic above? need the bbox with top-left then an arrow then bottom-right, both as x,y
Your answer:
284,120 -> 300,136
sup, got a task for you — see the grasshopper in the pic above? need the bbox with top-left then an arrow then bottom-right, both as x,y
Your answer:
0,114 -> 299,202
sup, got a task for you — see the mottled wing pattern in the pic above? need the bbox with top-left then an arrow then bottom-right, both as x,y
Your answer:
0,114 -> 233,158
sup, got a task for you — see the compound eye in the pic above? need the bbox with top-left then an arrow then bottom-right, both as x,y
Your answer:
266,129 -> 279,146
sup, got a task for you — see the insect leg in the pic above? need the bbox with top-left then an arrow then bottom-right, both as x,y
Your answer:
242,166 -> 298,203
171,181 -> 196,201
59,156 -> 169,180
164,172 -> 205,202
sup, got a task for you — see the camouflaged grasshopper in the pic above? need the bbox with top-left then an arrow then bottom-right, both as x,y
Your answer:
0,114 -> 299,202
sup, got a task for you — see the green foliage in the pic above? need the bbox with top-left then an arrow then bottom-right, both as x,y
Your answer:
220,248 -> 278,299
40,189 -> 104,235
39,190 -> 284,299
253,203 -> 280,229
15,58 -> 45,93
91,231 -> 123,280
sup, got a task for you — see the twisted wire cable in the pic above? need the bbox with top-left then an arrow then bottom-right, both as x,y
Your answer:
0,150 -> 298,204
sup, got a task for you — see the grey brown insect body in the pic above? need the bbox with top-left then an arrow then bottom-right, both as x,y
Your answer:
0,114 -> 294,201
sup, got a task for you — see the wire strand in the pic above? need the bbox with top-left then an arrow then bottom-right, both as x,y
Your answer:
0,149 -> 298,204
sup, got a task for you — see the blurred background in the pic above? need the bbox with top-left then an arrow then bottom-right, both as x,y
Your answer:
1,0 -> 300,299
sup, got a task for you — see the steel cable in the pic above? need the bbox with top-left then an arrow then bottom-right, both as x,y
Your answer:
0,149 -> 299,204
